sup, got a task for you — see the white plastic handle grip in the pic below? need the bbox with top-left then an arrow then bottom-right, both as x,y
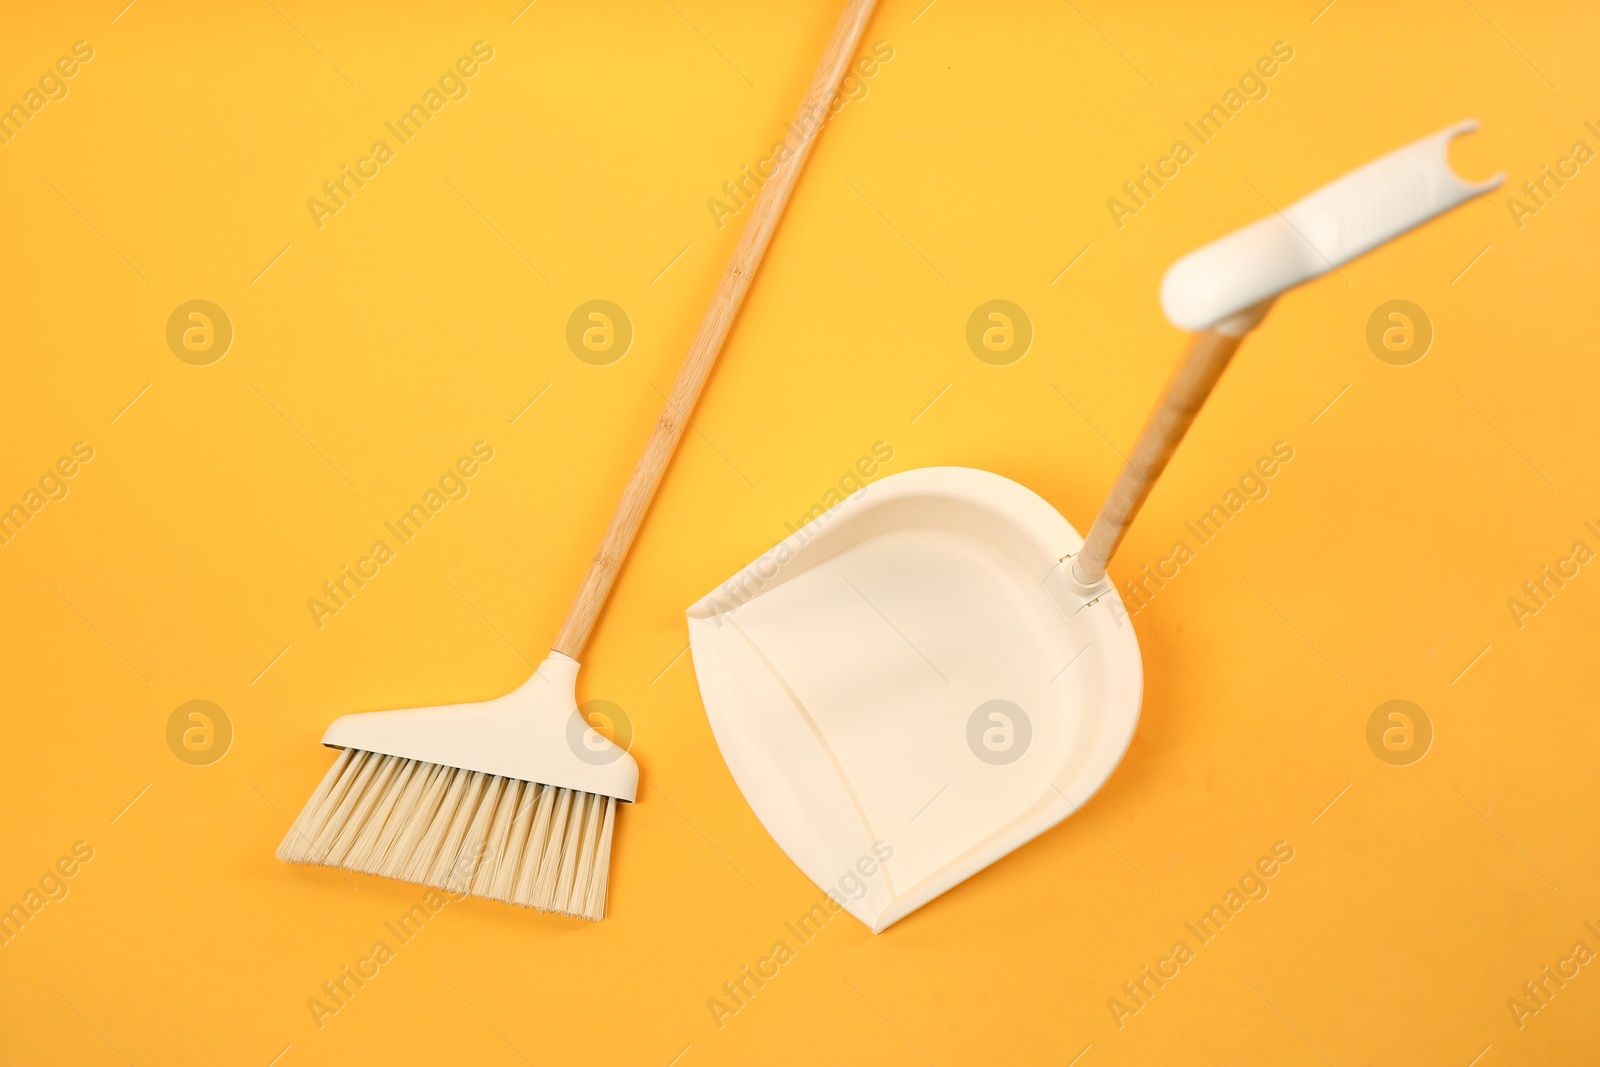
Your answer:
1160,120 -> 1504,333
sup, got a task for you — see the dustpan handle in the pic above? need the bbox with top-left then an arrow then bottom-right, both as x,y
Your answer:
552,0 -> 880,659
1074,122 -> 1502,591
1070,318 -> 1261,587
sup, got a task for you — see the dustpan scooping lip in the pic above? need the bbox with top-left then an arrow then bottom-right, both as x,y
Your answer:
687,467 -> 1142,932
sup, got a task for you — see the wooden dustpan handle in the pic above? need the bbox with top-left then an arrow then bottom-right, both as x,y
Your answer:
553,0 -> 879,659
1071,326 -> 1252,587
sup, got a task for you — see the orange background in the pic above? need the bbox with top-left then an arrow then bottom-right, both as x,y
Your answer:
2,1 -> 1597,1064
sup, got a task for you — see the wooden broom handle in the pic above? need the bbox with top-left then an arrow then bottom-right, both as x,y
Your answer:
553,0 -> 879,659
1071,329 -> 1248,587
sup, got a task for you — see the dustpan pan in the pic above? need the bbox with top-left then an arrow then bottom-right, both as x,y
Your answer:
689,121 -> 1501,932
689,467 -> 1141,930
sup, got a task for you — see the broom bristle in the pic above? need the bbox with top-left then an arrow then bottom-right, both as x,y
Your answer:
277,748 -> 618,921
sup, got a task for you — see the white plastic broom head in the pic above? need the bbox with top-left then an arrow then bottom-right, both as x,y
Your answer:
1160,120 -> 1503,334
318,653 -> 638,801
277,653 -> 637,921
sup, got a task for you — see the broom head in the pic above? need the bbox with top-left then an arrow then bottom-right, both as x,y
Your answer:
277,653 -> 638,921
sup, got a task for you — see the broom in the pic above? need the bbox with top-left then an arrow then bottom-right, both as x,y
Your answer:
278,0 -> 880,920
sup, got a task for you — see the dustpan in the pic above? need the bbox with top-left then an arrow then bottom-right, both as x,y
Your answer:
689,121 -> 1501,932
689,468 -> 1140,930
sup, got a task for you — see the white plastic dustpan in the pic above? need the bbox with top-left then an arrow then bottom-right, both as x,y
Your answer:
689,468 -> 1140,931
689,122 -> 1501,932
